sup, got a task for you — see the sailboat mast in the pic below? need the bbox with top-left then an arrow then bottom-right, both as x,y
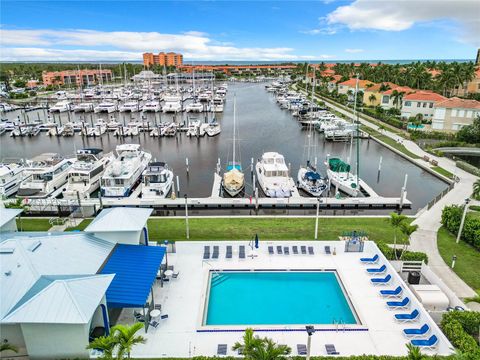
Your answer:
232,94 -> 236,165
354,73 -> 360,188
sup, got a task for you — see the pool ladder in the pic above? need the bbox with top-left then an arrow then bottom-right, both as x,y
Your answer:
333,319 -> 346,332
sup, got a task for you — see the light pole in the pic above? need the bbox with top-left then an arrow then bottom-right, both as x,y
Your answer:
451,255 -> 457,269
164,240 -> 169,267
314,198 -> 321,240
456,198 -> 470,244
306,325 -> 315,360
184,194 -> 190,240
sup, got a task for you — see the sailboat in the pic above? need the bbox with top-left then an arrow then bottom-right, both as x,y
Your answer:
222,95 -> 245,197
297,66 -> 327,197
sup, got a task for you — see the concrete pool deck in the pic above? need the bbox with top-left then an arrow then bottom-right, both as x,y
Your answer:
125,240 -> 453,358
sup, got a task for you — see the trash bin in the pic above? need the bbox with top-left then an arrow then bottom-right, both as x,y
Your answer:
408,271 -> 421,285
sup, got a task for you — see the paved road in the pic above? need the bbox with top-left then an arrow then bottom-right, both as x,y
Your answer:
299,88 -> 478,298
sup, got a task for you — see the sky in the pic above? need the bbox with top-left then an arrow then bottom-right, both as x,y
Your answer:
0,0 -> 479,62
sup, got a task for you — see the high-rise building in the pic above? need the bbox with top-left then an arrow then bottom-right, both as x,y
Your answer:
143,52 -> 183,67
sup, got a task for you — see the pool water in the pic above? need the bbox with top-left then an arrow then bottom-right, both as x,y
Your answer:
205,271 -> 357,325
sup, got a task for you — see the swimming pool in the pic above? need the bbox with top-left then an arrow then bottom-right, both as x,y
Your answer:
204,271 -> 358,326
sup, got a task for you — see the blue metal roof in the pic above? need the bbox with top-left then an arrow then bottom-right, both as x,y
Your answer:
100,244 -> 165,308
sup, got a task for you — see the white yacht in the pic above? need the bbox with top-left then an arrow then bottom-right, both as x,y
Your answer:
17,153 -> 74,198
141,162 -> 174,199
64,149 -> 114,200
94,102 -> 117,113
49,101 -> 72,113
185,102 -> 204,113
86,123 -> 107,137
326,157 -> 359,197
255,152 -> 296,198
210,96 -> 224,112
72,103 -> 94,112
206,121 -> 221,137
119,101 -> 140,112
162,96 -> 182,113
101,144 -> 151,197
297,164 -> 327,197
142,100 -> 161,112
0,161 -> 24,198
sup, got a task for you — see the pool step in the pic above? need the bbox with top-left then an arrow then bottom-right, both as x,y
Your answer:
211,274 -> 229,287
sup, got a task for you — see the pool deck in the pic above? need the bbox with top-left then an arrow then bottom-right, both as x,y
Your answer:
127,240 -> 453,358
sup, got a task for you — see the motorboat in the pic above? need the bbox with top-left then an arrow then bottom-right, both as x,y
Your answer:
326,157 -> 360,197
206,121 -> 221,137
106,118 -> 122,131
100,144 -> 151,197
210,96 -> 224,112
17,153 -> 75,198
255,152 -> 296,198
94,102 -> 117,113
222,96 -> 244,197
113,126 -> 128,137
63,148 -> 114,200
49,101 -> 72,113
160,123 -> 177,137
198,93 -> 210,103
142,100 -> 161,112
62,123 -> 75,137
86,123 -> 107,137
185,102 -> 204,113
162,96 -> 182,113
186,120 -> 201,137
125,123 -> 140,136
141,162 -> 174,199
119,101 -> 140,112
0,160 -> 25,198
46,126 -> 64,137
72,103 -> 94,112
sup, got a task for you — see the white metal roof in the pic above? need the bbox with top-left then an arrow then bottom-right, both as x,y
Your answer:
2,274 -> 114,324
0,208 -> 23,229
0,232 -> 114,322
85,207 -> 153,233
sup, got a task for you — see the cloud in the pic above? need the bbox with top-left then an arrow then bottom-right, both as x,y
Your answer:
300,27 -> 337,35
0,28 -> 316,61
345,48 -> 364,53
326,0 -> 480,46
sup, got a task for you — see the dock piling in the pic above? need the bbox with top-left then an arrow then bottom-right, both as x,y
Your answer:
250,158 -> 254,173
186,157 -> 189,174
176,175 -> 180,196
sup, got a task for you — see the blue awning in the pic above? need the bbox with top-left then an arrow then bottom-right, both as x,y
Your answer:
100,244 -> 165,308
305,171 -> 321,180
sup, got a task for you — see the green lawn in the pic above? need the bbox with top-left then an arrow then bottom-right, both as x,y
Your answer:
437,226 -> 480,293
431,166 -> 454,179
15,218 -> 52,231
65,219 -> 93,231
361,126 -> 421,159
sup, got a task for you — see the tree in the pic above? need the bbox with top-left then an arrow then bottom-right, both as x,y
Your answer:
399,223 -> 418,259
456,116 -> 480,144
233,328 -> 291,360
388,212 -> 407,259
473,179 -> 480,200
112,323 -> 146,359
406,343 -> 425,360
368,93 -> 377,106
86,336 -> 117,360
0,342 -> 18,353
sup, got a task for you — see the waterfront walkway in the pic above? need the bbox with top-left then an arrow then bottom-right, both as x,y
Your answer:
300,88 -> 478,298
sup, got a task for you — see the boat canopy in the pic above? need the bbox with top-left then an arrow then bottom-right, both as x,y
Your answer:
305,171 -> 321,180
223,168 -> 244,186
329,158 -> 351,173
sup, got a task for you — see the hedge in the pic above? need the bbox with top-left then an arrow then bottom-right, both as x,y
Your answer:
377,243 -> 429,263
456,160 -> 480,177
362,108 -> 405,129
441,205 -> 480,250
440,310 -> 480,357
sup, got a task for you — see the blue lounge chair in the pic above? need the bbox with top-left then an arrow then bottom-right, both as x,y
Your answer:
308,246 -> 314,255
268,246 -> 274,255
284,246 -> 290,255
226,246 -> 232,259
370,274 -> 391,285
239,246 -> 245,259
325,246 -> 331,254
325,344 -> 339,355
301,246 -> 307,254
410,335 -> 438,350
395,309 -> 420,323
277,246 -> 283,254
292,246 -> 299,254
203,246 -> 210,260
217,344 -> 228,355
387,297 -> 410,309
403,324 -> 430,338
366,264 -> 387,274
360,254 -> 379,264
380,286 -> 403,298
297,344 -> 307,355
212,246 -> 219,259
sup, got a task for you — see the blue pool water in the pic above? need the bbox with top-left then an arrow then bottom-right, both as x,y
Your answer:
205,271 -> 357,325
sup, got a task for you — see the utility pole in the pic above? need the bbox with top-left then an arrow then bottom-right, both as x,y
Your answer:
456,198 -> 470,243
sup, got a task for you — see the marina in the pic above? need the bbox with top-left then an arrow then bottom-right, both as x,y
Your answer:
1,82 -> 449,213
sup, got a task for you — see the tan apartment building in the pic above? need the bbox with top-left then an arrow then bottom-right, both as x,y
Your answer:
401,91 -> 447,119
456,68 -> 480,97
42,69 -> 112,86
362,82 -> 398,107
432,97 -> 480,131
143,52 -> 183,67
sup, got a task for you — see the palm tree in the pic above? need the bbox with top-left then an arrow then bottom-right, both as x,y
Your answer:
406,343 -> 425,360
472,179 -> 480,200
388,212 -> 407,259
249,338 -> 291,360
112,323 -> 146,359
391,90 -> 405,110
86,336 -> 117,360
399,223 -> 418,259
368,93 -> 377,106
1,342 -> 18,353
232,328 -> 264,357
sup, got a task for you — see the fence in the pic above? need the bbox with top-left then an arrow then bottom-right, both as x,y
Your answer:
426,182 -> 455,210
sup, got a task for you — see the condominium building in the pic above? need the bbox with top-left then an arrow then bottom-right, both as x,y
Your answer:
143,52 -> 183,67
42,69 -> 112,86
432,97 -> 480,131
401,91 -> 447,119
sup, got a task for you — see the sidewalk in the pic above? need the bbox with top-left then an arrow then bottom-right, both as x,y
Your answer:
300,88 -> 477,298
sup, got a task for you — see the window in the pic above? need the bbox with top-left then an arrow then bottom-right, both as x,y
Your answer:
423,102 -> 427,108
458,110 -> 465,117
417,102 -> 421,107
451,109 -> 457,117
429,103 -> 433,108
382,96 -> 389,104
405,101 -> 412,107
466,110 -> 472,118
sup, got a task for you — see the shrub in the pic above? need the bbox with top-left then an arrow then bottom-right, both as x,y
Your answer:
377,243 -> 428,263
441,310 -> 480,356
441,205 -> 480,250
456,161 -> 480,177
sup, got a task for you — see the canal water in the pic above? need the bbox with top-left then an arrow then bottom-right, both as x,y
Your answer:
1,82 -> 448,212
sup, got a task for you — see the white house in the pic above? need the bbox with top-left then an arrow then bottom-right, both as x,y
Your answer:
401,91 -> 447,119
432,97 -> 480,131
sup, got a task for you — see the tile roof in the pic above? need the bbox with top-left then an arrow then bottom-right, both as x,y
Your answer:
435,97 -> 480,109
338,78 -> 375,88
365,82 -> 399,92
403,91 -> 447,102
382,86 -> 414,95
